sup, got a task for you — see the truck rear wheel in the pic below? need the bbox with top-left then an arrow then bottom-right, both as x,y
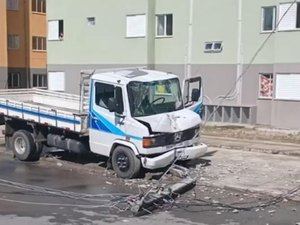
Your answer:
12,130 -> 40,161
111,146 -> 141,179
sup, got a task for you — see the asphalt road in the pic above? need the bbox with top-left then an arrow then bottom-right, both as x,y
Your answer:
0,144 -> 299,225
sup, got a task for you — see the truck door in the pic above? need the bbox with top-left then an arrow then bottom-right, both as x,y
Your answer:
89,80 -> 126,156
183,76 -> 203,117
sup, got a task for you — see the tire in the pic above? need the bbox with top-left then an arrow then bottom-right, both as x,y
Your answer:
111,146 -> 141,179
12,130 -> 39,161
31,142 -> 43,161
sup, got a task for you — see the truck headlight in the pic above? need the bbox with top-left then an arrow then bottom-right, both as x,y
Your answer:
142,135 -> 165,148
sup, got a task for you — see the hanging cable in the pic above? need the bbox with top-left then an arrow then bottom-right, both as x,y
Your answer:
201,0 -> 298,126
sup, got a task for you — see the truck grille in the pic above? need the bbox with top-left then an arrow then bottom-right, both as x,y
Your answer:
164,126 -> 199,145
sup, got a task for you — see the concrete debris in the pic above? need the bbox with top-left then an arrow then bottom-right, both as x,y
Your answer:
268,210 -> 276,214
105,181 -> 112,185
232,209 -> 239,213
56,162 -> 63,167
216,212 -> 222,215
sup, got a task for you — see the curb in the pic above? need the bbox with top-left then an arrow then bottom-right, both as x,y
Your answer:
206,143 -> 300,157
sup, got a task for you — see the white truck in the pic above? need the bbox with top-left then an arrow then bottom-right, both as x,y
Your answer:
0,69 -> 207,178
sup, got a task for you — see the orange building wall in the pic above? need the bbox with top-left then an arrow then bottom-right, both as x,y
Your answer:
0,1 -> 8,67
30,11 -> 47,68
7,0 -> 28,68
7,0 -> 47,69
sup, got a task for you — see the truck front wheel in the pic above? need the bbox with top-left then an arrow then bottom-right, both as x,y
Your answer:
12,130 -> 39,161
111,146 -> 141,179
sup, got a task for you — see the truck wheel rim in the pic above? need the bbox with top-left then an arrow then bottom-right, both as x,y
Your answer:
116,153 -> 129,172
15,137 -> 26,155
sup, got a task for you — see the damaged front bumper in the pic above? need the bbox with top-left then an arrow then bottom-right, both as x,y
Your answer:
141,142 -> 208,170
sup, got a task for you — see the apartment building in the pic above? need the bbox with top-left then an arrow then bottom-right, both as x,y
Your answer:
0,1 -> 8,88
3,0 -> 47,89
47,0 -> 300,129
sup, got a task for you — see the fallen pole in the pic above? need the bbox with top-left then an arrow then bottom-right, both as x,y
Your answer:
130,165 -> 196,216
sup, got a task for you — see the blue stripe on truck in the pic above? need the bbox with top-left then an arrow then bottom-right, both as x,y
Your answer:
90,110 -> 142,141
89,79 -> 142,141
0,103 -> 81,125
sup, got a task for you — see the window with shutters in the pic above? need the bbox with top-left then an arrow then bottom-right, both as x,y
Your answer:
259,74 -> 273,98
48,20 -> 64,41
156,14 -> 173,37
278,2 -> 300,31
276,74 -> 300,100
261,6 -> 276,32
126,14 -> 146,38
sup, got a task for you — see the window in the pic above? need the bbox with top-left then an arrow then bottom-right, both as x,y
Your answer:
48,72 -> 65,91
126,15 -> 146,38
8,34 -> 19,49
32,36 -> 46,51
278,3 -> 300,31
204,41 -> 223,53
32,0 -> 46,13
8,73 -> 20,88
127,78 -> 183,117
95,83 -> 115,109
6,0 -> 19,10
156,14 -> 173,37
48,20 -> 64,41
259,74 -> 273,98
87,17 -> 96,26
261,6 -> 276,32
276,74 -> 300,100
33,74 -> 47,88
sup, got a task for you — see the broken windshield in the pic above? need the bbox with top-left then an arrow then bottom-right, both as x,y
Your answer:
127,78 -> 183,117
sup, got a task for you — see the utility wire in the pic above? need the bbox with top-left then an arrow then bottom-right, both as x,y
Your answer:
201,0 -> 298,126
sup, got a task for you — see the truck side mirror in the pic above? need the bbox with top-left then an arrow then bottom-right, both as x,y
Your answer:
191,89 -> 200,102
108,98 -> 116,112
115,87 -> 124,115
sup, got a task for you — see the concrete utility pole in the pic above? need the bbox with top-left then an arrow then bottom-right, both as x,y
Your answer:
236,0 -> 243,105
186,0 -> 194,79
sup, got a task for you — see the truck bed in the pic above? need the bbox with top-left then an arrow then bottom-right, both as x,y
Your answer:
0,89 -> 88,133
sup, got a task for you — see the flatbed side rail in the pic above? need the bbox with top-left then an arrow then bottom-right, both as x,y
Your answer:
0,98 -> 87,133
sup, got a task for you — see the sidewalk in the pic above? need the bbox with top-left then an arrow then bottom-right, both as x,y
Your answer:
201,124 -> 300,157
202,135 -> 300,157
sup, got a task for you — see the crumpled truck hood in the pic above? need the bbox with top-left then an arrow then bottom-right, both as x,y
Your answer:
137,109 -> 201,133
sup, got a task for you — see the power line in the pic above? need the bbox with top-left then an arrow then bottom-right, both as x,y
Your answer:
201,0 -> 298,126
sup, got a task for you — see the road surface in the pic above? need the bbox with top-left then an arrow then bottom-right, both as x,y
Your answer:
0,144 -> 299,225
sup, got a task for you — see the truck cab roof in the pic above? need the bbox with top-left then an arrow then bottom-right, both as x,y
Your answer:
91,69 -> 178,85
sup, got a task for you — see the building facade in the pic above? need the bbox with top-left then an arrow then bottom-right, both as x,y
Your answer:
47,0 -> 300,129
1,0 -> 47,89
0,1 -> 8,88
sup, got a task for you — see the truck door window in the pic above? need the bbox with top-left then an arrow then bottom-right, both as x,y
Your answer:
95,83 -> 115,109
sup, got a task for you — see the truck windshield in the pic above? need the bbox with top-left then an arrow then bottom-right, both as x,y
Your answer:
127,78 -> 183,117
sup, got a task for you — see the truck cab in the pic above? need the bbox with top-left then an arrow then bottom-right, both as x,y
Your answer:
88,69 -> 207,178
